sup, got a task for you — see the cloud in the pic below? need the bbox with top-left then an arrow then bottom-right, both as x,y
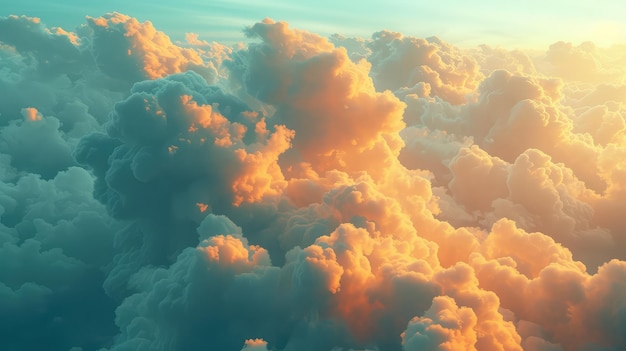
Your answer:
540,41 -> 626,83
367,31 -> 483,105
0,15 -> 82,76
0,108 -> 75,179
0,167 -> 120,350
402,295 -> 478,351
229,19 -> 408,179
2,11 -> 626,351
85,12 -> 217,83
469,45 -> 537,77
241,339 -> 271,351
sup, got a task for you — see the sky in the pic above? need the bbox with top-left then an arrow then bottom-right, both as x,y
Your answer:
4,0 -> 626,47
2,2 -> 626,351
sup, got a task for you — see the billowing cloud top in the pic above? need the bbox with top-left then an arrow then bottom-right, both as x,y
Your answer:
2,12 -> 626,351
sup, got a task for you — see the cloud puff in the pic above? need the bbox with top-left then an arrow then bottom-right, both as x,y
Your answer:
85,12 -> 216,83
469,45 -> 537,77
0,167 -> 120,350
74,70 -> 295,303
229,19 -> 407,178
368,31 -> 483,105
540,41 -> 626,83
402,296 -> 478,351
0,15 -> 82,77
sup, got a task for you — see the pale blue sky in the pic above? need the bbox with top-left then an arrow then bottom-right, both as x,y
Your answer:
4,0 -> 625,48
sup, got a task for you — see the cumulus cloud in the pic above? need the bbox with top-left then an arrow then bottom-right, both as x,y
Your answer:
228,19 -> 407,178
85,12 -> 217,83
2,11 -> 626,351
539,41 -> 626,83
368,31 -> 483,105
401,295 -> 478,351
0,167 -> 120,350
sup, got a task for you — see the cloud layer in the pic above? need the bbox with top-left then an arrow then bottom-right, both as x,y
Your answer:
2,12 -> 626,351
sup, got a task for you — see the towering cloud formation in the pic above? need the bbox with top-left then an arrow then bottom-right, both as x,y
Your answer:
228,19 -> 407,178
1,12 -> 626,351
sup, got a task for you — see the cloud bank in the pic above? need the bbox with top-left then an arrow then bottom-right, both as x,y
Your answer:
2,12 -> 626,351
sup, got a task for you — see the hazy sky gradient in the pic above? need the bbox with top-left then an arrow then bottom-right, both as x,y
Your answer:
5,0 -> 626,48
